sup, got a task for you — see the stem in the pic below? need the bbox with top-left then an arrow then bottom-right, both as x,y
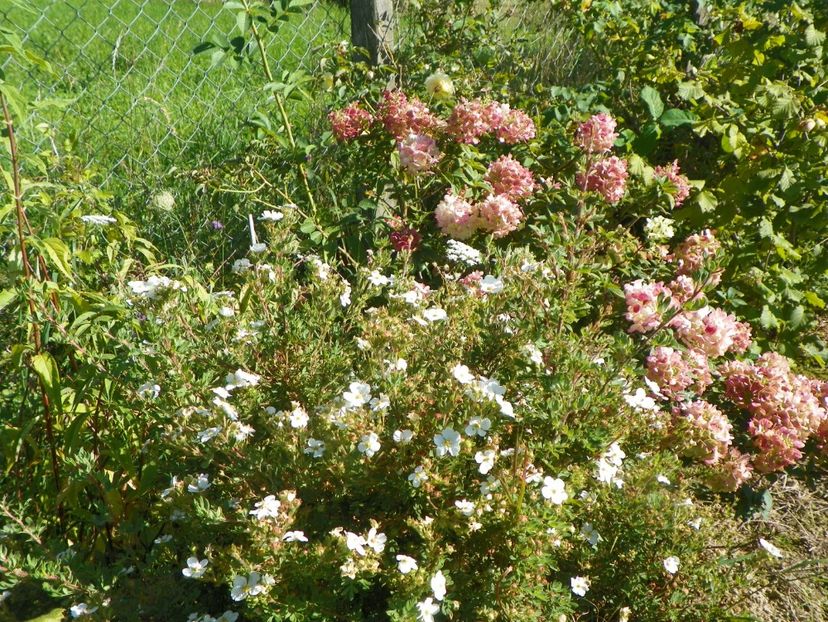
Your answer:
1,91 -> 63,525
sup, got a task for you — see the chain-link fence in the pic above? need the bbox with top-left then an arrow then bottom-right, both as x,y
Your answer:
0,0 -> 352,189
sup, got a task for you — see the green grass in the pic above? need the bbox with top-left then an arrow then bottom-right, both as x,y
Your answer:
3,0 -> 348,188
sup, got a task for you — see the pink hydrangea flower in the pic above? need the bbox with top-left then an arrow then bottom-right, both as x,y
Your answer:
435,191 -> 478,240
748,419 -> 806,473
654,160 -> 692,207
577,156 -> 628,204
475,194 -> 524,238
667,275 -> 701,305
493,108 -> 536,144
670,306 -> 752,358
646,346 -> 712,399
447,98 -> 490,144
623,279 -> 673,333
707,448 -> 753,492
485,155 -> 536,200
575,113 -> 618,153
398,133 -> 442,174
379,90 -> 441,139
672,230 -> 720,275
329,102 -> 373,142
671,400 -> 733,464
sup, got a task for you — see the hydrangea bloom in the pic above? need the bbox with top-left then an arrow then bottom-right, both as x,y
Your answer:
447,98 -> 490,144
670,307 -> 752,358
378,90 -> 441,139
492,105 -> 536,144
673,229 -> 721,275
671,400 -> 733,464
577,156 -> 628,203
706,448 -> 753,492
329,102 -> 373,142
646,346 -> 712,398
435,191 -> 478,240
654,160 -> 692,207
398,133 -> 442,174
623,279 -> 673,333
485,154 -> 536,200
575,113 -> 618,153
475,194 -> 523,238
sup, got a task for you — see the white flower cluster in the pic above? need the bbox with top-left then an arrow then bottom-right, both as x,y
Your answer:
127,275 -> 186,299
594,441 -> 626,488
452,364 -> 514,417
445,239 -> 482,265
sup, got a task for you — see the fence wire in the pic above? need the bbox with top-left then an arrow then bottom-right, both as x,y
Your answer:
1,0 -> 350,189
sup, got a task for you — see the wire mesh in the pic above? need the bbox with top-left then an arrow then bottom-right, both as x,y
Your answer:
0,0 -> 351,189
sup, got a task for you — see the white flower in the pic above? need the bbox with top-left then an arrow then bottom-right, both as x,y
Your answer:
581,522 -> 602,547
81,214 -> 116,225
433,427 -> 462,457
445,239 -> 482,265
475,449 -> 497,474
225,368 -> 261,389
523,343 -> 544,366
480,476 -> 500,497
289,405 -> 309,429
619,606 -> 632,622
464,416 -> 491,438
396,554 -> 418,574
182,557 -> 209,578
198,426 -> 222,443
217,612 -> 239,622
218,306 -> 235,318
260,210 -> 284,222
249,242 -> 267,254
345,531 -> 367,556
624,388 -> 658,412
645,216 -> 675,241
230,572 -> 268,601
343,382 -> 372,409
152,190 -> 175,211
759,538 -> 783,559
541,477 -> 568,505
452,364 -> 476,385
355,337 -> 371,350
417,597 -> 440,622
137,382 -> 160,399
430,570 -> 447,601
304,438 -> 326,458
422,307 -> 448,322
369,394 -> 390,412
385,358 -> 408,374
357,432 -> 381,458
340,283 -> 352,307
367,270 -> 392,287
425,70 -> 454,99
454,499 -> 476,517
393,429 -> 414,444
232,258 -> 252,274
232,422 -> 255,442
408,465 -> 428,488
663,556 -> 680,574
366,527 -> 387,553
656,474 -> 671,486
688,517 -> 702,530
570,576 -> 590,597
250,495 -> 281,521
70,603 -> 99,618
479,275 -> 504,294
187,473 -> 211,493
283,531 -> 308,542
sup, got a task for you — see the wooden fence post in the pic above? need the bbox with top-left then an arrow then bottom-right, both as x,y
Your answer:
350,0 -> 395,65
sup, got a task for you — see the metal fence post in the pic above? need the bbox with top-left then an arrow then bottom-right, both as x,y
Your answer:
350,0 -> 395,65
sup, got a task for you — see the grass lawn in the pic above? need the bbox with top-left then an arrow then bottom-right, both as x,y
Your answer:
2,0 -> 348,188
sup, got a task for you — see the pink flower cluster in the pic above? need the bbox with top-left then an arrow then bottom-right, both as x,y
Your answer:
721,353 -> 827,472
671,400 -> 733,465
577,156 -> 628,204
707,448 -> 753,492
646,346 -> 712,399
434,191 -> 525,240
447,99 -> 535,145
378,90 -> 443,139
623,279 -> 674,333
485,155 -> 536,200
575,113 -> 618,153
670,306 -> 752,358
398,133 -> 442,174
434,192 -> 477,240
389,225 -> 422,252
654,160 -> 692,207
476,194 -> 524,238
672,229 -> 721,275
329,102 -> 373,142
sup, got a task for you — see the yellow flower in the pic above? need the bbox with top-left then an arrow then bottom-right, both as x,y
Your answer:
425,71 -> 454,100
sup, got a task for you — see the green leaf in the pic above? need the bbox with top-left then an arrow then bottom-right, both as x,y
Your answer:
758,218 -> 773,238
789,305 -> 805,329
659,108 -> 695,127
31,352 -> 63,416
696,190 -> 718,213
760,305 -> 779,330
677,81 -> 705,101
805,24 -> 825,47
640,86 -> 664,120
804,291 -> 825,309
38,237 -> 73,280
0,288 -> 16,311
